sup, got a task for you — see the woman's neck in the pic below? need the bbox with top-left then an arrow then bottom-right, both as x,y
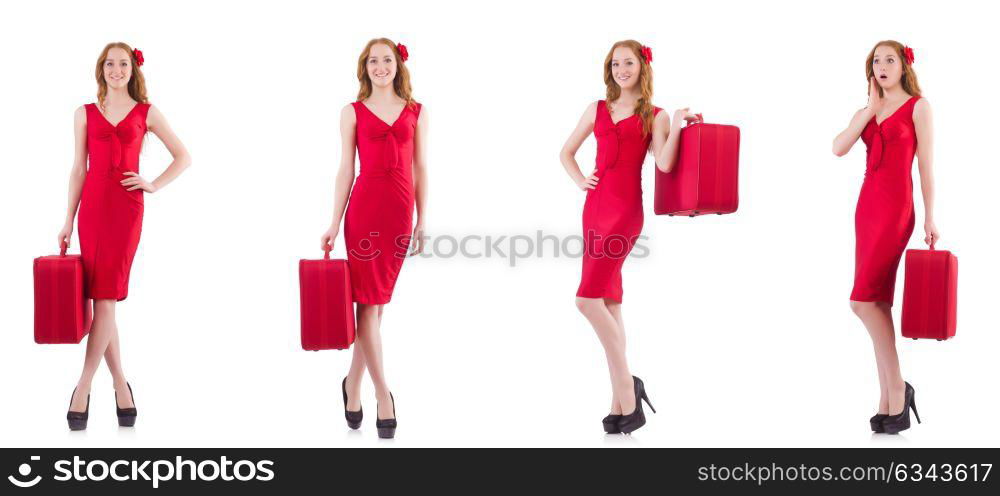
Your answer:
613,87 -> 640,106
105,86 -> 133,106
882,84 -> 910,101
367,84 -> 399,104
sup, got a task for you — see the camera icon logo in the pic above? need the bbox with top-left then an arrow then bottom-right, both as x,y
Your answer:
7,456 -> 42,488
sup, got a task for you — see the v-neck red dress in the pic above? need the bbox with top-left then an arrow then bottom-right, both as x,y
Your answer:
577,101 -> 662,302
344,101 -> 421,304
78,102 -> 150,301
851,95 -> 920,304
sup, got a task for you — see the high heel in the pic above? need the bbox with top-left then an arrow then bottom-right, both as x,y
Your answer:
67,388 -> 90,431
116,383 -> 138,427
341,378 -> 363,430
376,393 -> 397,439
869,413 -> 888,433
882,382 -> 921,435
617,376 -> 655,435
602,414 -> 622,434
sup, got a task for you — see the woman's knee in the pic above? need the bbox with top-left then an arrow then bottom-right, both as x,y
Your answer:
93,299 -> 116,315
850,300 -> 874,316
356,303 -> 379,323
575,297 -> 601,315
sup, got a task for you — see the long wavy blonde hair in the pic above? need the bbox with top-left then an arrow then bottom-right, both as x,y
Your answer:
604,40 -> 654,136
356,38 -> 414,107
95,42 -> 148,111
866,40 -> 922,98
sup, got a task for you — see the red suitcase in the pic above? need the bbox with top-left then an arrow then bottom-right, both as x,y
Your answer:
299,248 -> 356,350
33,242 -> 92,344
901,243 -> 958,340
654,115 -> 740,217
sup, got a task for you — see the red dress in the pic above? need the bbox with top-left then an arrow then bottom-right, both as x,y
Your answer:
78,103 -> 149,301
577,101 -> 662,302
344,101 -> 421,304
852,95 -> 920,304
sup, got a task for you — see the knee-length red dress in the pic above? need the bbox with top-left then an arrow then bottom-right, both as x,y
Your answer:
577,101 -> 662,302
344,101 -> 421,304
851,95 -> 920,304
78,103 -> 149,301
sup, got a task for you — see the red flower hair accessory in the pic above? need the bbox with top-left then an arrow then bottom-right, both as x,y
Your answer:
903,46 -> 915,65
133,48 -> 144,67
640,45 -> 653,64
396,43 -> 409,62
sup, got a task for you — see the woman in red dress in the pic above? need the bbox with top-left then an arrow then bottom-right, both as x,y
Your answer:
833,40 -> 939,434
57,43 -> 192,430
320,38 -> 428,439
560,40 -> 700,434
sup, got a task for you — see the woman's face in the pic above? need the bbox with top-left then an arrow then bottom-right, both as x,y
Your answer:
610,46 -> 641,91
366,43 -> 397,89
872,45 -> 903,90
102,47 -> 133,90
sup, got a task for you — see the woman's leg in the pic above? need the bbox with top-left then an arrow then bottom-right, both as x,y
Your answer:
576,297 -> 635,415
344,302 -> 367,412
851,300 -> 905,415
355,302 -> 393,419
604,299 -> 626,414
70,299 -> 117,411
102,323 -> 134,409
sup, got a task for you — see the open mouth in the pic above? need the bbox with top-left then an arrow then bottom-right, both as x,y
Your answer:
879,74 -> 888,80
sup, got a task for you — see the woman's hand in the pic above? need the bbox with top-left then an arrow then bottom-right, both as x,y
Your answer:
320,224 -> 339,252
672,108 -> 701,128
577,170 -> 599,191
409,221 -> 425,256
924,220 -> 941,247
866,77 -> 884,116
57,222 -> 73,249
121,172 -> 157,193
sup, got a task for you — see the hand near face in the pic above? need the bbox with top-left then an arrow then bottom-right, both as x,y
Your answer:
867,77 -> 884,115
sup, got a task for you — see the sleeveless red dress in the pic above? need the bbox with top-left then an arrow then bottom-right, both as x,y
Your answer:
851,96 -> 920,304
344,101 -> 421,304
577,101 -> 662,302
78,103 -> 150,301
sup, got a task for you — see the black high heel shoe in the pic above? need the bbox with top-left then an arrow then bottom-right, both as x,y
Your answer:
341,378 -> 363,430
617,376 -> 656,435
881,382 -> 921,435
67,388 -> 90,431
376,393 -> 397,439
870,413 -> 888,433
602,414 -> 623,434
116,383 -> 138,427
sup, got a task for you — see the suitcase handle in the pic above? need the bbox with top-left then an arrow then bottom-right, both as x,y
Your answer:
684,113 -> 704,127
59,240 -> 68,257
323,246 -> 331,260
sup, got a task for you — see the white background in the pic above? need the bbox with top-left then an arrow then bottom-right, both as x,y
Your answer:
1,0 -> 996,448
